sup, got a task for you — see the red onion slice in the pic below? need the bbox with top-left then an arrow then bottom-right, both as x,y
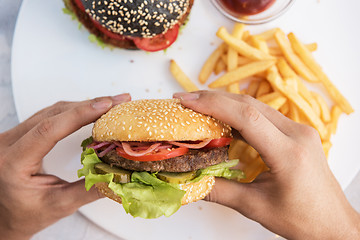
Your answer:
98,144 -> 116,157
167,139 -> 212,149
122,142 -> 161,157
90,142 -> 111,150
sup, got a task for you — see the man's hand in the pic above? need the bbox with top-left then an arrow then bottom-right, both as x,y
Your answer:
0,93 -> 130,240
174,91 -> 360,240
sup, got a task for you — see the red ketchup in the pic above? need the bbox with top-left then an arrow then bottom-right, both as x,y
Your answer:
218,0 -> 276,16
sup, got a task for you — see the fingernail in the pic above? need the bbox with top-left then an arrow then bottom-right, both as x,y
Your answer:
173,92 -> 187,98
92,100 -> 112,109
179,93 -> 199,101
112,93 -> 131,104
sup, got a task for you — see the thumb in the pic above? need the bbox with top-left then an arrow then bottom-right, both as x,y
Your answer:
205,178 -> 257,216
60,179 -> 104,211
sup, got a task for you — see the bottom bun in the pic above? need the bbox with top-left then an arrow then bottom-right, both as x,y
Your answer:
95,176 -> 215,206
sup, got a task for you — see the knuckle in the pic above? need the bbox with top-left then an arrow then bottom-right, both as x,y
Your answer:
239,94 -> 254,102
72,104 -> 87,117
46,102 -> 67,117
300,125 -> 320,140
202,92 -> 219,103
240,104 -> 261,124
34,118 -> 54,138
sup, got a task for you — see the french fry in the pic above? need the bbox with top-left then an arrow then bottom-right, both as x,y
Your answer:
228,139 -> 248,160
227,24 -> 245,72
245,145 -> 259,159
170,60 -> 199,92
199,43 -> 226,84
274,30 -> 318,82
247,80 -> 261,97
322,141 -> 332,158
288,102 -> 300,122
242,30 -> 250,41
220,54 -> 228,64
254,72 -> 268,79
284,77 -> 298,93
232,23 -> 246,38
240,155 -> 268,183
239,89 -> 247,95
266,96 -> 287,110
311,92 -> 331,123
330,105 -> 342,134
227,83 -> 241,94
249,36 -> 270,54
269,43 -> 317,56
217,27 -> 275,61
279,101 -> 290,115
253,28 -> 280,41
256,80 -> 272,98
257,91 -> 282,103
266,66 -> 327,139
209,60 -> 276,88
276,58 -> 320,116
287,32 -> 354,114
238,56 -> 253,66
214,58 -> 226,75
269,47 -> 284,56
226,24 -> 246,94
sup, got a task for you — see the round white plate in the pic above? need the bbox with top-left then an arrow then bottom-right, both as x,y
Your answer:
12,0 -> 360,239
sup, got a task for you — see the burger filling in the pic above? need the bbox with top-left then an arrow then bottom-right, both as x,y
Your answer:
78,137 -> 245,218
63,0 -> 193,51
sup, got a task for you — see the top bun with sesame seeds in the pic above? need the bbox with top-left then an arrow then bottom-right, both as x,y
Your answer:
63,0 -> 194,51
92,99 -> 232,142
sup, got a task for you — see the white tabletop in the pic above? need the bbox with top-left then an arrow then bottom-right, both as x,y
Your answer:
1,1 -> 359,239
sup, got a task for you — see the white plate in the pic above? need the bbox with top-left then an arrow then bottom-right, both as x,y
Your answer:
11,0 -> 360,239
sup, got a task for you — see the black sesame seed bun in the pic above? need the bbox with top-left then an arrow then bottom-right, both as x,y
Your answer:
65,0 -> 194,49
92,99 -> 232,142
82,0 -> 191,38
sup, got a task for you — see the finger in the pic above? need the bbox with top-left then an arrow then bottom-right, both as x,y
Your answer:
1,101 -> 74,147
174,92 -> 291,169
2,94 -> 130,146
205,178 -> 260,218
59,179 -> 104,212
174,91 -> 298,137
9,94 -> 131,168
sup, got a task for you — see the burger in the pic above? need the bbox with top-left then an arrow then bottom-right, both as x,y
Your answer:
63,0 -> 194,51
78,99 -> 244,219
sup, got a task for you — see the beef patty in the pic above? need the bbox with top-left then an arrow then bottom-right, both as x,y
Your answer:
66,0 -> 194,49
101,147 -> 229,173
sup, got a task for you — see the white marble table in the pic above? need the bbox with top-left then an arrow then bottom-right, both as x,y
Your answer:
1,1 -> 359,239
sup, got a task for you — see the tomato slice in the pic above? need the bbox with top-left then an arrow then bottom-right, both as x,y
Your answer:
74,0 -> 85,11
203,138 -> 233,149
133,24 -> 179,52
116,147 -> 189,162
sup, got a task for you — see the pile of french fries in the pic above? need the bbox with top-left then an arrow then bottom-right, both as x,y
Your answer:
170,23 -> 353,183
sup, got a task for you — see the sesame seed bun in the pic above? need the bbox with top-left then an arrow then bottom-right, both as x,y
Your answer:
95,175 -> 215,206
64,0 -> 194,50
82,0 -> 192,38
92,99 -> 232,142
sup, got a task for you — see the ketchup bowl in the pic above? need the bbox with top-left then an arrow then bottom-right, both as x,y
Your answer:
211,0 -> 295,25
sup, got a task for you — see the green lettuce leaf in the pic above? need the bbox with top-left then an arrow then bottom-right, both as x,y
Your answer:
109,172 -> 185,218
79,148 -> 185,218
192,159 -> 245,182
81,136 -> 93,151
78,148 -> 245,219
